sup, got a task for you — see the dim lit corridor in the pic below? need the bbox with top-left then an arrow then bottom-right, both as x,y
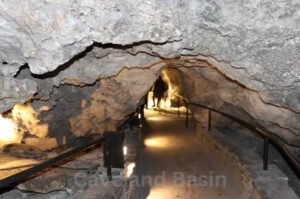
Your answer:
133,108 -> 243,199
0,1 -> 300,198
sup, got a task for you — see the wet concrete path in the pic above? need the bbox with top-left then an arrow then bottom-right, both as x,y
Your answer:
134,109 -> 243,199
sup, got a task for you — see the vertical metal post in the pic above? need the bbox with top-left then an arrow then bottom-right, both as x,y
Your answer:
145,93 -> 149,109
208,110 -> 212,132
138,106 -> 145,148
105,138 -> 112,180
263,137 -> 269,170
139,104 -> 145,119
177,97 -> 180,117
185,102 -> 189,129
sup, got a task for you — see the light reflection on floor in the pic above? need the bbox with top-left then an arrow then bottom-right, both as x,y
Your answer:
146,116 -> 172,122
134,108 -> 242,199
146,186 -> 180,199
144,137 -> 172,149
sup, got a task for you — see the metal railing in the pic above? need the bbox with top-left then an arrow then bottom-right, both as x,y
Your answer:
0,108 -> 143,190
174,94 -> 300,174
0,136 -> 107,189
1,93 -> 298,190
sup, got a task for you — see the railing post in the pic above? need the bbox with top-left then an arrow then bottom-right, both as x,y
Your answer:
208,110 -> 211,131
138,106 -> 145,148
139,104 -> 145,119
145,93 -> 149,109
104,138 -> 112,180
263,137 -> 269,170
185,102 -> 189,129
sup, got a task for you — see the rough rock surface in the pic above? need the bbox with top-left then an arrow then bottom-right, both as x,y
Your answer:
22,65 -> 161,144
0,1 -> 299,146
68,66 -> 160,137
176,64 -> 300,145
0,77 -> 37,112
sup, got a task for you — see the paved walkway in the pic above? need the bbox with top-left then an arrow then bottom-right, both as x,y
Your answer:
134,109 -> 243,199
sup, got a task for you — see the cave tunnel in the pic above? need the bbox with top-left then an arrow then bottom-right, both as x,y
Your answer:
0,1 -> 300,199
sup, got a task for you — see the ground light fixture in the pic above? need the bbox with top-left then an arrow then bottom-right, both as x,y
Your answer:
123,145 -> 128,156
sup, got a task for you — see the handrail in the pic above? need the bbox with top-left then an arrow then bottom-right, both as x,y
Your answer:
0,136 -> 107,189
173,94 -> 300,174
0,109 -> 141,190
1,94 -> 299,191
189,102 -> 300,172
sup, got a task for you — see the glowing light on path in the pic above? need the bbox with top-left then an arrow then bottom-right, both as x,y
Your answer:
123,145 -> 128,156
145,137 -> 171,148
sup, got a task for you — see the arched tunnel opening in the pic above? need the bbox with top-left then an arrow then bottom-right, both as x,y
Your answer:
0,1 -> 300,198
0,55 -> 299,198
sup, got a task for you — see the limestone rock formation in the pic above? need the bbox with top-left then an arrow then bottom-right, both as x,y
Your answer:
177,64 -> 300,145
0,77 -> 37,112
0,0 -> 299,146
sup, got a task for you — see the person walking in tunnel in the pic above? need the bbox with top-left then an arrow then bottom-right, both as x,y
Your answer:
152,75 -> 168,108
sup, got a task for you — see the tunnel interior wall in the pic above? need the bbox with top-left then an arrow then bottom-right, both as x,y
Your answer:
0,0 -> 299,149
0,56 -> 299,150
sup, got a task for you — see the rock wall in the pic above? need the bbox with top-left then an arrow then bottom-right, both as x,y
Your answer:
0,0 -> 299,146
28,65 -> 161,146
177,63 -> 300,145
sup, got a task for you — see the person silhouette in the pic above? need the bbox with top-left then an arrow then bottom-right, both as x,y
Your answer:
152,76 -> 168,108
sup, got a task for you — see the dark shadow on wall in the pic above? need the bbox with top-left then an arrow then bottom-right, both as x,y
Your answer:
38,83 -> 98,148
